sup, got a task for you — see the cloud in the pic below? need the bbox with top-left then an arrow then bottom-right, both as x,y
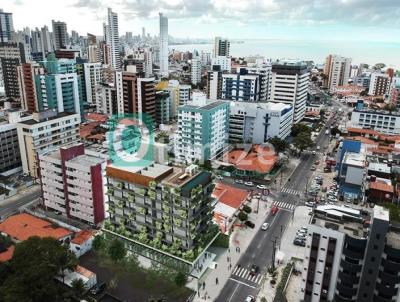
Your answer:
72,0 -> 400,26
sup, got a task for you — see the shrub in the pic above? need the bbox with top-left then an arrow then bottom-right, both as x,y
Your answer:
212,233 -> 230,248
238,211 -> 248,222
242,205 -> 252,214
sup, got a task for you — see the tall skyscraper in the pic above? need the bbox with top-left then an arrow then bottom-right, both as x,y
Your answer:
51,20 -> 68,50
191,58 -> 202,85
142,27 -> 145,39
324,54 -> 351,90
0,9 -> 14,43
0,42 -> 23,99
213,37 -> 230,58
41,26 -> 53,53
105,8 -> 121,70
159,13 -> 168,76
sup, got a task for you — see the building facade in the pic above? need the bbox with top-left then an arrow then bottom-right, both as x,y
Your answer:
16,111 -> 81,178
368,73 -> 390,96
51,20 -> 68,50
213,37 -> 230,57
350,109 -> 400,135
271,61 -> 310,124
175,95 -> 229,163
0,9 -> 14,43
324,55 -> 352,90
229,101 -> 293,143
39,144 -> 106,225
191,58 -> 202,85
221,70 -> 262,102
105,8 -> 121,70
159,13 -> 169,76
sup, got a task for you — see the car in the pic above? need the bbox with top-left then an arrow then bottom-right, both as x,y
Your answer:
312,151 -> 316,155
54,211 -> 62,215
300,227 -> 308,231
261,222 -> 270,230
245,181 -> 254,187
235,179 -> 244,184
250,265 -> 259,276
317,146 -> 321,151
271,206 -> 279,215
293,239 -> 306,247
257,184 -> 267,189
305,202 -> 315,207
315,160 -> 320,165
297,229 -> 307,235
245,220 -> 255,228
310,166 -> 316,171
216,175 -> 224,180
245,295 -> 256,302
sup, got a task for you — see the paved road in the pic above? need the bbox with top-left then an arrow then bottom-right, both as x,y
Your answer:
0,187 -> 41,220
216,101 -> 343,302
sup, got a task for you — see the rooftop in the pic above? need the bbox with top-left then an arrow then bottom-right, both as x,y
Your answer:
71,230 -> 95,245
0,245 -> 14,262
179,100 -> 227,111
19,111 -> 78,126
68,154 -> 105,167
212,182 -> 249,209
0,213 -> 73,241
386,231 -> 400,249
368,162 -> 391,174
343,151 -> 365,167
369,180 -> 393,193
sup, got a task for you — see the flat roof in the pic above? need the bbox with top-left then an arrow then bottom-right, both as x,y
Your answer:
343,151 -> 365,167
68,154 -> 105,167
368,162 -> 391,174
179,100 -> 227,111
386,231 -> 400,249
373,205 -> 390,221
19,112 -> 77,126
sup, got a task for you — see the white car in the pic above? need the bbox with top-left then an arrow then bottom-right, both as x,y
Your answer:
257,184 -> 267,190
245,295 -> 255,302
216,175 -> 223,180
261,223 -> 270,230
235,179 -> 244,184
245,181 -> 254,187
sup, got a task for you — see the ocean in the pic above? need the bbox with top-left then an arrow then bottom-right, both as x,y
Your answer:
169,39 -> 400,69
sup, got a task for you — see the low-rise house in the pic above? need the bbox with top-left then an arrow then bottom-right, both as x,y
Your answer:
70,230 -> 95,257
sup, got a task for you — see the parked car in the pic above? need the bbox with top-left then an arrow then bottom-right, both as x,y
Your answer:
271,206 -> 279,215
305,201 -> 315,207
216,175 -> 224,180
245,221 -> 255,228
257,184 -> 267,189
245,181 -> 254,187
310,166 -> 316,171
293,239 -> 306,246
261,222 -> 270,230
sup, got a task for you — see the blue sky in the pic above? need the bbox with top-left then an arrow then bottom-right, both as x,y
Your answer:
3,0 -> 400,42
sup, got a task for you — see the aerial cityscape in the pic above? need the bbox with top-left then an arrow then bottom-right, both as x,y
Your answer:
0,1 -> 400,302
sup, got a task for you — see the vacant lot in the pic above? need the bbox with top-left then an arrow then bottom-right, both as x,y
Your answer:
80,251 -> 193,302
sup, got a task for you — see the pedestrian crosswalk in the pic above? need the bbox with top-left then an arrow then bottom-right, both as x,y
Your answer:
281,187 -> 304,196
232,266 -> 262,284
273,201 -> 296,210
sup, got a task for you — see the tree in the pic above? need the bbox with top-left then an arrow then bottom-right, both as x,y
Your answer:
0,236 -> 78,302
71,278 -> 87,300
330,127 -> 341,136
291,124 -> 311,137
238,211 -> 248,222
108,238 -> 126,262
293,132 -> 313,154
92,235 -> 105,252
374,63 -> 386,70
268,137 -> 289,153
174,271 -> 187,287
360,90 -> 368,96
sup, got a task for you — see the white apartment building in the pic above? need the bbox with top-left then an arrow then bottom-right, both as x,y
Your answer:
179,84 -> 191,105
95,83 -> 117,115
88,44 -> 100,63
350,109 -> 400,135
39,144 -> 106,224
159,13 -> 169,76
271,61 -> 310,124
175,94 -> 229,163
222,71 -> 261,102
324,55 -> 351,90
84,62 -> 103,105
242,66 -> 272,102
16,111 -> 81,178
191,58 -> 202,85
368,72 -> 390,96
229,101 -> 293,143
211,56 -> 231,72
207,67 -> 221,100
213,37 -> 230,57
105,8 -> 120,70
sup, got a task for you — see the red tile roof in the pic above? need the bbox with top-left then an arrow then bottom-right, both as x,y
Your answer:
85,113 -> 108,123
212,182 -> 249,209
76,265 -> 95,278
369,181 -> 393,193
0,213 -> 72,241
71,230 -> 94,245
224,145 -> 278,174
0,245 -> 14,262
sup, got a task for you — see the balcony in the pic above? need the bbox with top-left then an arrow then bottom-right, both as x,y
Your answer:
338,270 -> 360,285
381,258 -> 400,271
340,258 -> 362,272
335,283 -> 357,299
342,246 -> 364,260
375,282 -> 398,298
378,270 -> 400,285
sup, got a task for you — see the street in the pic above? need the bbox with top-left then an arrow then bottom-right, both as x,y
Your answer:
216,100 -> 343,302
0,186 -> 41,220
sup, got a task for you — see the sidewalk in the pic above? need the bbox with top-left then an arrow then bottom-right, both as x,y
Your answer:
191,196 -> 273,301
0,185 -> 40,206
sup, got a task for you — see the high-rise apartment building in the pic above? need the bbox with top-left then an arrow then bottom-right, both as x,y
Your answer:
52,20 -> 68,50
116,69 -> 137,114
95,82 -> 118,115
211,56 -> 231,72
159,13 -> 169,76
301,204 -> 400,302
16,110 -> 81,178
221,69 -> 262,102
105,8 -> 121,70
191,58 -> 202,85
137,77 -> 156,124
17,62 -> 43,112
0,9 -> 14,43
324,54 -> 351,90
368,73 -> 390,96
41,26 -> 53,53
175,94 -> 229,163
106,163 -> 214,253
155,90 -> 171,125
271,61 -> 310,124
0,42 -> 23,99
213,37 -> 230,58
39,144 -> 106,225
206,65 -> 222,100
84,62 -> 103,105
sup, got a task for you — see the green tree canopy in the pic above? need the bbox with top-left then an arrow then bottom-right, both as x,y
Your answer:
108,238 -> 126,262
0,236 -> 78,302
268,137 -> 289,153
238,211 -> 248,222
293,132 -> 314,154
291,124 -> 311,137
